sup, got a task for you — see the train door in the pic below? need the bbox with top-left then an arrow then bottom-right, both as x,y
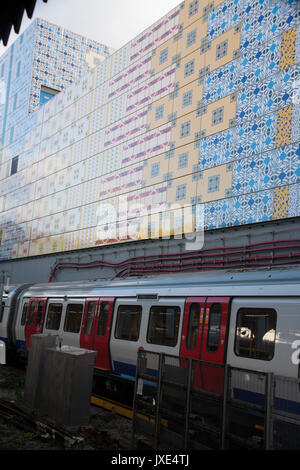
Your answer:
24,297 -> 47,349
199,296 -> 230,394
180,297 -> 206,360
180,296 -> 230,394
80,297 -> 114,369
81,298 -> 99,350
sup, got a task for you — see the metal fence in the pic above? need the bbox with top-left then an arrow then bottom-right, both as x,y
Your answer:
130,350 -> 300,450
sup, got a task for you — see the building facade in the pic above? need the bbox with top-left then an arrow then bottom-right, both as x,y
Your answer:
0,0 -> 299,278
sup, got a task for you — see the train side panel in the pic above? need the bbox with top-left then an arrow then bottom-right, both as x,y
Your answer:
110,297 -> 186,381
14,296 -> 28,351
0,297 -> 9,344
226,297 -> 300,414
15,296 -> 84,353
38,297 -> 83,348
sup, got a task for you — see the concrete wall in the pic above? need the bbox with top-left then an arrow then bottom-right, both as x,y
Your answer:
1,217 -> 299,285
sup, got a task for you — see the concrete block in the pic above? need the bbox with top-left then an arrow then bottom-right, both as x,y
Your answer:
38,345 -> 96,426
24,333 -> 58,409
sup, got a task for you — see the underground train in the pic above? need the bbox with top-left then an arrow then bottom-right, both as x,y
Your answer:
0,267 -> 300,418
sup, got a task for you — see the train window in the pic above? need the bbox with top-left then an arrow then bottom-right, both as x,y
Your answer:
206,303 -> 222,353
84,302 -> 96,335
235,308 -> 277,361
64,304 -> 83,334
0,302 -> 4,323
46,304 -> 62,330
186,303 -> 200,350
28,301 -> 36,326
115,305 -> 142,341
35,301 -> 45,328
97,302 -> 109,337
147,306 -> 180,347
21,303 -> 28,326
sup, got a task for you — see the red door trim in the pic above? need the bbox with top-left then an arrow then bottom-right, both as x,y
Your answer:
93,297 -> 114,370
80,297 -> 99,350
179,296 -> 206,360
179,296 -> 231,395
80,297 -> 115,370
200,296 -> 231,364
25,297 -> 47,349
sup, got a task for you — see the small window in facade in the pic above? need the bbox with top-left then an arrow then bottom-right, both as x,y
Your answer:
189,0 -> 199,17
97,302 -> 110,337
180,121 -> 191,138
235,308 -> 277,361
0,302 -> 4,323
182,90 -> 192,108
84,301 -> 96,335
208,175 -> 220,193
151,162 -> 160,178
178,152 -> 188,169
11,155 -> 18,175
206,303 -> 222,352
176,183 -> 187,200
40,85 -> 60,106
159,47 -> 168,65
64,304 -> 83,333
147,306 -> 180,346
186,303 -> 200,350
216,40 -> 228,60
155,104 -> 164,120
212,106 -> 224,125
184,59 -> 195,77
28,301 -> 36,326
35,301 -> 45,328
46,304 -> 62,330
187,30 -> 196,47
115,305 -> 142,341
21,302 -> 28,326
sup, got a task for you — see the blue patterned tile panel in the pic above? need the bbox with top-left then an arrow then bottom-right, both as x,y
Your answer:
203,35 -> 281,109
292,104 -> 300,142
296,23 -> 300,64
232,143 -> 300,195
198,188 -> 274,230
199,111 -> 278,171
241,0 -> 300,51
236,65 -> 300,125
199,128 -> 236,170
289,183 -> 300,217
207,0 -> 247,41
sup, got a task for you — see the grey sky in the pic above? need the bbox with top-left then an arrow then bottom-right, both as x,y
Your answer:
0,0 -> 181,54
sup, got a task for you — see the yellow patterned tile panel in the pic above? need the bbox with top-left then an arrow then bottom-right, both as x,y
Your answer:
273,186 -> 289,219
280,26 -> 296,71
276,105 -> 293,148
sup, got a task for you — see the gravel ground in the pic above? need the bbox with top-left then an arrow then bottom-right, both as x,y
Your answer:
0,365 -> 132,451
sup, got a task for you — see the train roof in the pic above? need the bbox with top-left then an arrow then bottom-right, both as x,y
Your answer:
20,266 -> 300,298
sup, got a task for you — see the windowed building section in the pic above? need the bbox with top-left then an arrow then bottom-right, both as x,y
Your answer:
39,86 -> 60,106
0,0 -> 299,261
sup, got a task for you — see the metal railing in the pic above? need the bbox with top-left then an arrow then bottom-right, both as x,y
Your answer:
130,350 -> 300,450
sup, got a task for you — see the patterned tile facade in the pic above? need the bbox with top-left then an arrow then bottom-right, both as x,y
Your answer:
273,185 -> 289,219
0,0 -> 299,260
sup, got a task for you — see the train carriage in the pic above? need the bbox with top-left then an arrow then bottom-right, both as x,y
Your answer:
1,267 -> 300,417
